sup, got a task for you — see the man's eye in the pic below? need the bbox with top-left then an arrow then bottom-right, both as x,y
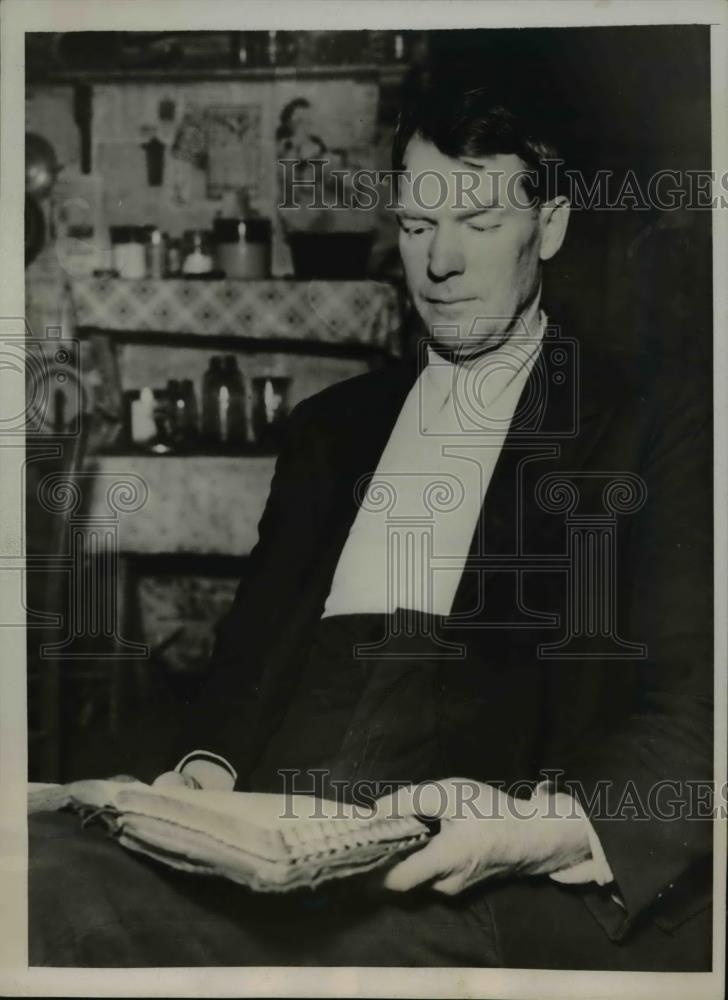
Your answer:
467,222 -> 502,233
399,221 -> 433,236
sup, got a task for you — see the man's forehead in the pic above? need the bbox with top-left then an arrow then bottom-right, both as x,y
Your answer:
399,138 -> 528,210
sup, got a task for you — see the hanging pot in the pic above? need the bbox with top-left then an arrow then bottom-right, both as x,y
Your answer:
25,133 -> 59,200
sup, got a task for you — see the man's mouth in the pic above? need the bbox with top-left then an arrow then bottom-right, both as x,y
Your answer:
424,296 -> 477,308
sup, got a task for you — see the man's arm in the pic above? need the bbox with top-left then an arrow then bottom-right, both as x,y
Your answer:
551,370 -> 714,936
379,369 -> 712,934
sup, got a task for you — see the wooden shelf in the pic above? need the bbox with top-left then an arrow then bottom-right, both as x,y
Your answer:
70,277 -> 402,354
29,63 -> 410,86
78,327 -> 394,360
96,444 -> 279,459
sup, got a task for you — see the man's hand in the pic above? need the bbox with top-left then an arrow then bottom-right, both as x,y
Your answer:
374,778 -> 592,895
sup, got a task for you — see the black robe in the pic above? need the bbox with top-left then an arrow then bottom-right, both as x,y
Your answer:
176,326 -> 713,953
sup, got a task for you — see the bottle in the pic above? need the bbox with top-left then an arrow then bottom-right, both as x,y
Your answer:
151,387 -> 173,454
180,378 -> 199,443
221,354 -> 246,446
182,229 -> 213,275
251,376 -> 291,449
213,216 -> 271,279
166,237 -> 182,277
166,378 -> 187,447
145,226 -> 165,279
109,225 -> 146,279
201,356 -> 223,444
130,386 -> 156,445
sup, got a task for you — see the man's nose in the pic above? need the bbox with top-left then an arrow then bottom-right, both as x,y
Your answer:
427,226 -> 466,281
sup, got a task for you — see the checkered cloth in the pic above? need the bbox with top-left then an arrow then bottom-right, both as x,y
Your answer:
70,278 -> 401,353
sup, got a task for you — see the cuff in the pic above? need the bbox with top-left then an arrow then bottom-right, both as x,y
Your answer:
530,782 -> 614,887
175,750 -> 238,785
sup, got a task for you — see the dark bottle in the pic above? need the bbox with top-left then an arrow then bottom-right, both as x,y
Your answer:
166,378 -> 184,446
220,354 -> 246,446
180,378 -> 199,443
167,378 -> 199,447
201,356 -> 223,444
251,376 -> 291,450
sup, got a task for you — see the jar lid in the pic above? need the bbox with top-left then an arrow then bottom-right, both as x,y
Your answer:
213,216 -> 271,244
110,225 -> 147,243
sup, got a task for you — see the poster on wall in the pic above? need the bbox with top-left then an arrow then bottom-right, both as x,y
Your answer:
204,104 -> 263,199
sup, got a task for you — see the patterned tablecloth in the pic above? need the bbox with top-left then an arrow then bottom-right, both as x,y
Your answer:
70,278 -> 401,352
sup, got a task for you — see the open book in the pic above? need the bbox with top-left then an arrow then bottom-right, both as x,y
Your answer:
28,780 -> 431,893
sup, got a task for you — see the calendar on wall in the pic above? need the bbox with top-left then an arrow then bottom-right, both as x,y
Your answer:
204,104 -> 263,199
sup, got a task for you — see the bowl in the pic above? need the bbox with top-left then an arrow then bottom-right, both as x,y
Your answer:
288,231 -> 373,280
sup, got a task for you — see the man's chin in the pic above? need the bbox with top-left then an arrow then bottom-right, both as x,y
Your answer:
428,325 -> 508,359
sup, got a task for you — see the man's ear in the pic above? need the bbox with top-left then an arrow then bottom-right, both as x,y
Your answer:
538,196 -> 571,261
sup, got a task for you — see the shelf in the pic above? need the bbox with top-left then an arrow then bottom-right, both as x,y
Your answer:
96,445 -> 279,459
78,328 -> 394,359
70,277 -> 401,353
29,63 -> 410,86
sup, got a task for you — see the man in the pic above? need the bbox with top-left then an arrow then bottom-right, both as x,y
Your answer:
30,85 -> 713,970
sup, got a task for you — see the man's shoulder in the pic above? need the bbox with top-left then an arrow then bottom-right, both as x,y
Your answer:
292,360 -> 417,427
575,339 -> 709,417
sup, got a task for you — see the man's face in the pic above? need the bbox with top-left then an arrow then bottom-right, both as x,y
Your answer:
397,137 -> 566,358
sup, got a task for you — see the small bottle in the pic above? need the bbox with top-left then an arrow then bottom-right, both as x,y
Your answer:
251,376 -> 291,449
146,227 -> 165,279
202,356 -> 223,444
131,386 -> 156,445
221,354 -> 246,446
166,378 -> 186,446
150,387 -> 173,454
165,237 -> 182,277
180,378 -> 199,442
182,229 -> 213,275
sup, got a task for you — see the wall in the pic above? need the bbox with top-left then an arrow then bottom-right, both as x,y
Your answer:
27,74 -> 397,279
25,71 -> 402,762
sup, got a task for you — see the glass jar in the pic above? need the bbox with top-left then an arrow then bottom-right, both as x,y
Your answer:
109,225 -> 146,279
251,376 -> 291,449
181,229 -> 214,275
165,237 -> 182,277
144,226 -> 166,279
213,217 -> 271,279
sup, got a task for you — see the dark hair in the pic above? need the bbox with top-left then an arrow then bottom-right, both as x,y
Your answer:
276,98 -> 311,141
392,84 -> 560,203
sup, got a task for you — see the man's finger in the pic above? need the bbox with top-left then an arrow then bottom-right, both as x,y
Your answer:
431,874 -> 464,896
382,837 -> 452,892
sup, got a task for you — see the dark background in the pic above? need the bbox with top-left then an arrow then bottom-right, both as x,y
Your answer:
421,26 -> 712,366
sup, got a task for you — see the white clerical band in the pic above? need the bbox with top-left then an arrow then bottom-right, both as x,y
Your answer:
175,750 -> 238,783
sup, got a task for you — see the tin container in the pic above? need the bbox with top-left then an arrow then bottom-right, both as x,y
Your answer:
109,225 -> 146,279
213,217 -> 271,279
